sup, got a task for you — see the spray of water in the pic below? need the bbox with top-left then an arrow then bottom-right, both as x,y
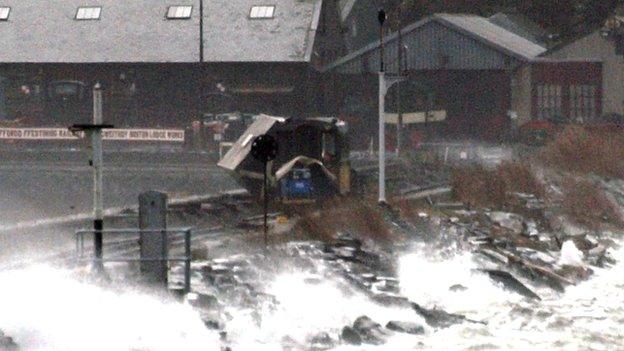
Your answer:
2,241 -> 624,350
0,266 -> 218,351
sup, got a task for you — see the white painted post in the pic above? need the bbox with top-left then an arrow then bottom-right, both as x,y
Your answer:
92,83 -> 104,269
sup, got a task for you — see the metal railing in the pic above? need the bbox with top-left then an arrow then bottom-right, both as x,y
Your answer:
75,227 -> 193,293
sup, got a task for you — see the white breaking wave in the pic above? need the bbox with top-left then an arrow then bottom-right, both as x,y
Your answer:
1,241 -> 624,351
0,266 -> 218,351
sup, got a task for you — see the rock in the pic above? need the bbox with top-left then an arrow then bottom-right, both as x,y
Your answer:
308,332 -> 336,350
488,212 -> 523,234
480,269 -> 541,300
386,321 -> 425,334
411,303 -> 482,328
568,235 -> 596,252
587,245 -> 610,267
352,316 -> 386,345
523,220 -> 540,237
0,330 -> 18,350
341,326 -> 362,345
353,315 -> 381,332
371,294 -> 412,308
336,232 -> 363,250
449,284 -> 468,292
202,318 -> 222,330
556,265 -> 593,281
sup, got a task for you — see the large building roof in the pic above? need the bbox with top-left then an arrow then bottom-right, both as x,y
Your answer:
203,0 -> 322,62
0,0 -> 322,63
324,13 -> 547,73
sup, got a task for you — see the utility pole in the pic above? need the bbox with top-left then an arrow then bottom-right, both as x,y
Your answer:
377,9 -> 405,204
70,83 -> 113,272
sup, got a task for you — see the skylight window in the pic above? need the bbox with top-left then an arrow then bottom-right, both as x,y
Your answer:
76,7 -> 101,20
250,5 -> 275,19
0,7 -> 10,21
167,5 -> 192,19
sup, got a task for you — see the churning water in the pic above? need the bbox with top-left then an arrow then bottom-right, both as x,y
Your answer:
1,241 -> 623,350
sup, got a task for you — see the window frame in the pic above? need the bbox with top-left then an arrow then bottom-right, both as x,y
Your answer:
535,84 -> 562,120
249,5 -> 275,19
0,7 -> 10,21
75,6 -> 102,21
570,84 -> 597,122
166,5 -> 193,20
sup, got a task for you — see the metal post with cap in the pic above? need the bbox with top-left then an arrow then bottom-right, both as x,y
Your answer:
69,83 -> 114,271
377,9 -> 406,204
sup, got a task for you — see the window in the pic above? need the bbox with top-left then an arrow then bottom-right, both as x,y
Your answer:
570,85 -> 597,122
167,5 -> 193,19
76,7 -> 101,20
0,7 -> 10,21
250,5 -> 275,19
535,84 -> 562,120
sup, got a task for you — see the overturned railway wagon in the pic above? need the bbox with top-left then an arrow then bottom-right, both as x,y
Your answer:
218,115 -> 351,203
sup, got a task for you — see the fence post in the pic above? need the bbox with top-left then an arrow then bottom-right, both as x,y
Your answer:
139,191 -> 168,289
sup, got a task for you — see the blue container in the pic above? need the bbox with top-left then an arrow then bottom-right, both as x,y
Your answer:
281,168 -> 313,198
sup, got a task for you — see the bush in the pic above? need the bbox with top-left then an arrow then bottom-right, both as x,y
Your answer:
451,161 -> 544,209
539,125 -> 624,179
294,197 -> 393,243
561,178 -> 624,229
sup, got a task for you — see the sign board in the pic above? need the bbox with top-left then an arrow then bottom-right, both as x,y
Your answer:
384,110 -> 447,125
0,128 -> 185,142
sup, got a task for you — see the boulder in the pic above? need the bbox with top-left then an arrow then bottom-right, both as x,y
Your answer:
449,284 -> 468,292
371,294 -> 412,308
308,332 -> 336,350
385,321 -> 425,335
340,326 -> 362,345
0,330 -> 18,350
411,303 -> 482,328
480,269 -> 541,300
488,212 -> 524,234
352,316 -> 386,345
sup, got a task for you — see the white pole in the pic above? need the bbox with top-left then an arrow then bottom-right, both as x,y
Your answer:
92,83 -> 104,267
378,72 -> 386,203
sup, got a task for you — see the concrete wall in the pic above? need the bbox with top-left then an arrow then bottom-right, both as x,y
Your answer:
547,31 -> 624,116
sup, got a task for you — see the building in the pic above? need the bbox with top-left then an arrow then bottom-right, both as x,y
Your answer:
544,30 -> 623,118
322,13 -> 549,144
337,0 -> 401,52
0,0 -> 338,127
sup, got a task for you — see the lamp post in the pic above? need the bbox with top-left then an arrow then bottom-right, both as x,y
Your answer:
70,83 -> 114,272
377,9 -> 405,204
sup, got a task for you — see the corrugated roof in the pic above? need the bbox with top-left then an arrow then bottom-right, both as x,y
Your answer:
0,0 -> 322,63
324,13 -> 547,72
203,0 -> 322,62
